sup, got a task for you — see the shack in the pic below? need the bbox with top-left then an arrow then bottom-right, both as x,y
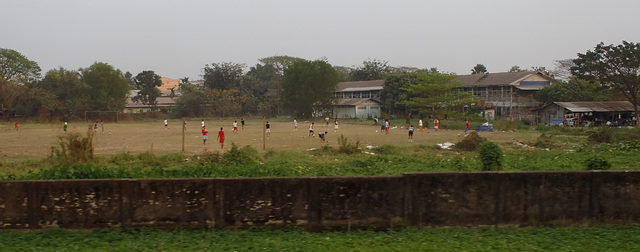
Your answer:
538,101 -> 636,126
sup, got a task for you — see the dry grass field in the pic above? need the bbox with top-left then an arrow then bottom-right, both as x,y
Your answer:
0,118 -> 539,163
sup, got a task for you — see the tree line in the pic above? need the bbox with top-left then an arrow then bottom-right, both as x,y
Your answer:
2,41 -> 639,121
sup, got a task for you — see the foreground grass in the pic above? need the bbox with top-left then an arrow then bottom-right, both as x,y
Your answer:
1,226 -> 639,251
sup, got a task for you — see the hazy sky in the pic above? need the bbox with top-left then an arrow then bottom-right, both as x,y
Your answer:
2,0 -> 639,80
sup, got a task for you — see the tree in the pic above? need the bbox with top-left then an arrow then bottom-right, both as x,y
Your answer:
350,59 -> 391,81
509,65 -> 525,72
571,41 -> 640,124
282,59 -> 339,118
80,62 -> 130,112
203,62 -> 246,90
0,78 -> 27,120
34,67 -> 90,119
132,70 -> 162,106
535,77 -> 606,105
471,64 -> 487,74
169,84 -> 209,118
551,59 -> 575,80
380,72 -> 420,122
401,72 -> 474,118
0,48 -> 41,84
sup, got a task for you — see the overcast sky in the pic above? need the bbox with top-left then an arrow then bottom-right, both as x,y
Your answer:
2,0 -> 639,80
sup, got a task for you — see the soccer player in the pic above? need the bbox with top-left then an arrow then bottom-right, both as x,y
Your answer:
265,121 -> 271,137
233,120 -> 238,133
217,127 -> 225,149
408,125 -> 414,142
465,119 -> 470,136
202,126 -> 208,144
309,122 -> 315,137
434,118 -> 439,131
164,118 -> 168,129
293,118 -> 298,131
385,119 -> 390,135
319,131 -> 328,142
241,118 -> 245,130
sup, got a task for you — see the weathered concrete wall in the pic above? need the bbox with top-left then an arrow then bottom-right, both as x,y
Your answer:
1,171 -> 640,230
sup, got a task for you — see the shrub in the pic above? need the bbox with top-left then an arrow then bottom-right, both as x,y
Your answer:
337,134 -> 360,155
374,144 -> 400,155
534,132 -> 553,149
585,156 -> 611,170
196,151 -> 222,165
587,126 -> 614,143
478,141 -> 503,171
454,132 -> 486,151
50,127 -> 94,165
222,143 -> 261,165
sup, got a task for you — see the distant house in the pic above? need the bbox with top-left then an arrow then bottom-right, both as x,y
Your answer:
538,101 -> 635,126
333,98 -> 381,119
452,71 -> 554,121
332,80 -> 383,118
159,77 -> 181,96
124,77 -> 180,114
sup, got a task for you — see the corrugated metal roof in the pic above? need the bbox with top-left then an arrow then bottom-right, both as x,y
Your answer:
336,80 -> 384,92
452,71 -> 553,88
554,101 -> 634,112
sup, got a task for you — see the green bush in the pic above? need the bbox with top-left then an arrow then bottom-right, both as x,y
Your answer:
49,127 -> 94,165
587,127 -> 614,143
534,132 -> 553,149
374,144 -> 400,155
478,141 -> 503,171
454,132 -> 486,151
337,134 -> 360,155
222,143 -> 261,165
585,156 -> 611,170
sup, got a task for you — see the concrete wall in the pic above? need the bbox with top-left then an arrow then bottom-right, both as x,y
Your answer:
2,171 -> 640,230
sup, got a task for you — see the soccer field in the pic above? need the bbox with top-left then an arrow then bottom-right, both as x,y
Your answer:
0,118 -> 537,162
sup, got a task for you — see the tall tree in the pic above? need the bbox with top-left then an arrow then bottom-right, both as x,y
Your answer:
535,78 -> 607,105
350,59 -> 391,81
551,59 -> 575,80
34,67 -> 90,118
380,72 -> 420,122
571,41 -> 640,124
0,78 -> 27,120
80,62 -> 130,112
0,48 -> 41,84
282,59 -> 339,118
203,62 -> 246,90
471,64 -> 488,74
401,72 -> 474,118
509,65 -> 525,72
132,70 -> 162,106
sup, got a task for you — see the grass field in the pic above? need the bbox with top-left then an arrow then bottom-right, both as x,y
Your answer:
2,226 -> 640,251
0,118 -> 539,162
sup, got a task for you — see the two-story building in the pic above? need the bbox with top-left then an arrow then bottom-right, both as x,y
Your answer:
452,71 -> 554,121
332,80 -> 383,119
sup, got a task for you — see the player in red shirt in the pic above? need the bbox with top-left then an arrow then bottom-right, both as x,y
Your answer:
217,127 -> 225,149
202,126 -> 208,144
465,119 -> 470,136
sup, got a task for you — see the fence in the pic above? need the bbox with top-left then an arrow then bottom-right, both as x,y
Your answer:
1,171 -> 639,230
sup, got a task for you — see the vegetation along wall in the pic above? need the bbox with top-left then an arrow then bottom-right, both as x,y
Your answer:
1,171 -> 640,231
